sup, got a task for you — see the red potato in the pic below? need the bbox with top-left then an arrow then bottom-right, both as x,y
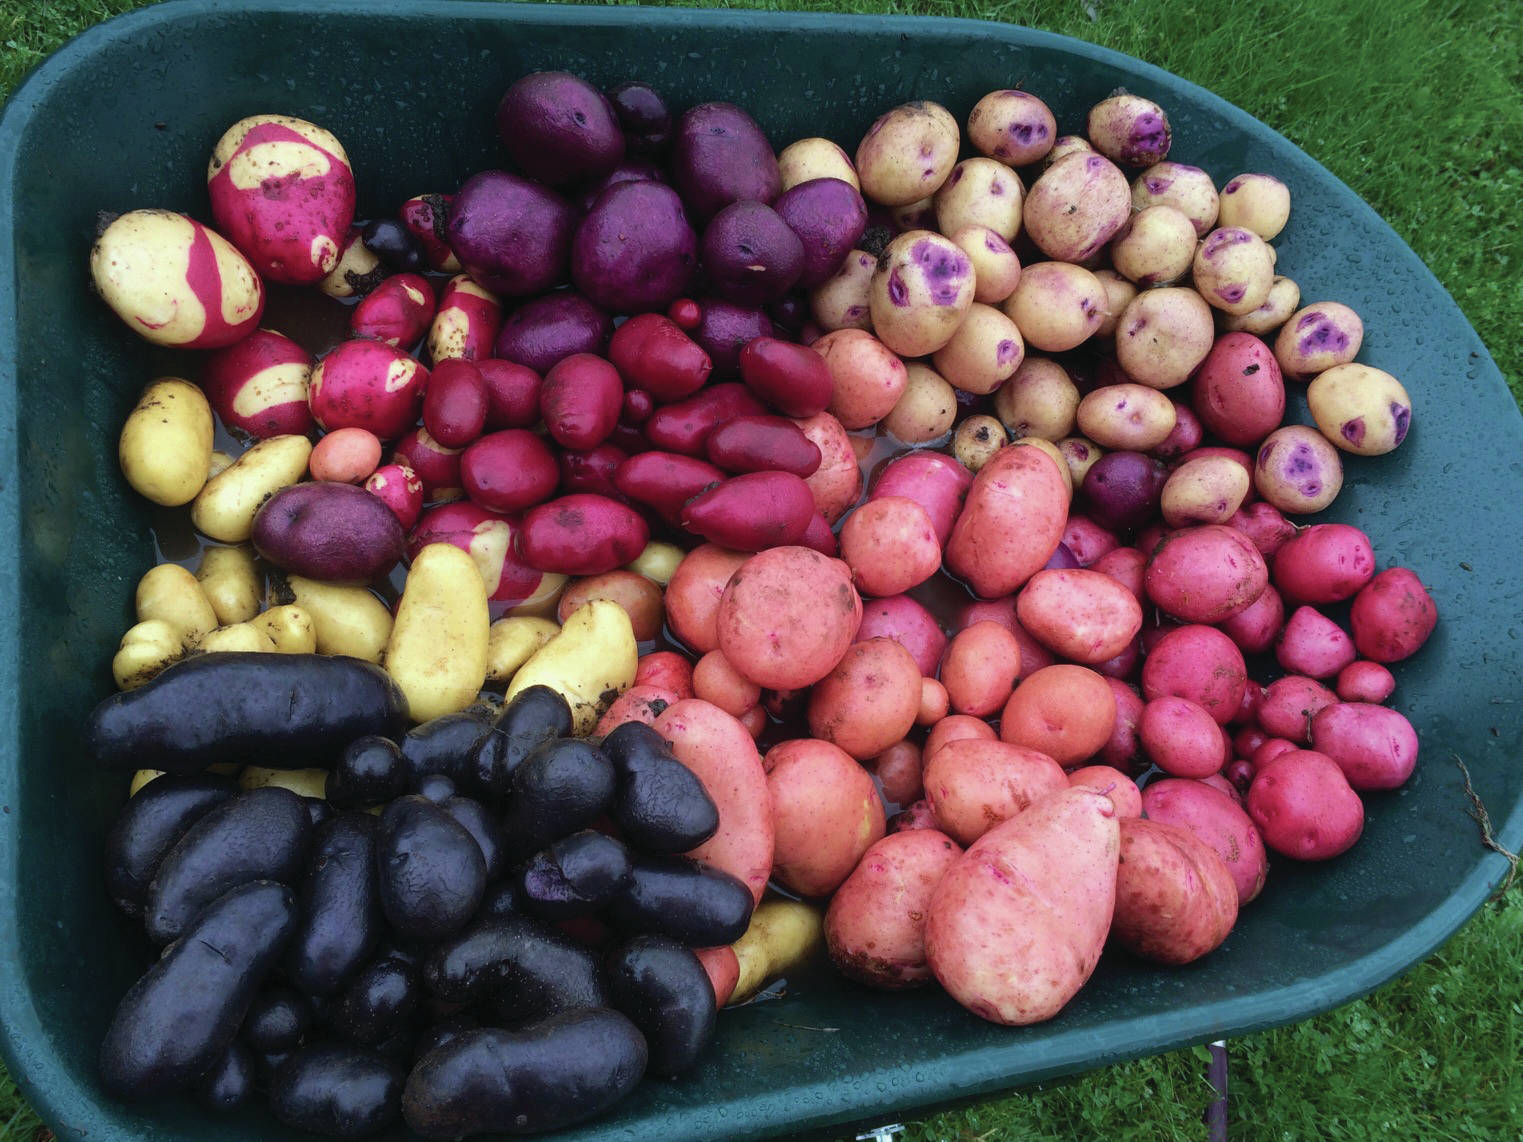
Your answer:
308,339 -> 428,440
1097,678 -> 1147,775
557,444 -> 626,501
309,427 -> 382,485
1253,737 -> 1298,769
539,353 -> 623,452
1144,524 -> 1268,624
738,336 -> 834,417
825,830 -> 963,989
718,546 -> 862,690
514,494 -> 650,576
1349,567 -> 1438,663
694,946 -> 741,1010
1276,605 -> 1357,679
427,274 -> 502,364
692,650 -> 762,718
705,415 -> 821,477
634,651 -> 696,700
924,714 -> 998,763
1140,696 -> 1230,778
201,329 -> 315,439
854,595 -> 947,677
1191,331 -> 1286,446
1016,568 -> 1143,665
945,443 -> 1070,599
557,571 -> 664,642
917,680 -> 950,728
1111,818 -> 1238,965
364,462 -> 424,530
593,684 -> 681,737
1058,516 -> 1120,568
613,452 -> 726,526
925,787 -> 1120,1026
793,411 -> 863,524
1000,664 -> 1116,767
1271,523 -> 1376,605
868,451 -> 975,548
350,272 -> 434,347
1140,625 -> 1248,726
1257,674 -> 1339,743
664,544 -> 750,655
923,738 -> 1067,847
397,194 -> 455,271
1228,501 -> 1299,559
1090,545 -> 1147,600
422,358 -> 488,447
1066,766 -> 1142,818
1310,702 -> 1419,791
1140,777 -> 1268,904
408,501 -> 558,606
478,358 -> 542,430
645,383 -> 767,456
813,329 -> 909,429
872,740 -> 925,805
681,471 -> 816,551
653,699 -> 775,905
940,622 -> 1021,718
392,427 -> 463,503
764,738 -> 887,897
1218,581 -> 1286,655
839,497 -> 942,597
1336,660 -> 1396,703
1247,749 -> 1364,861
460,430 -> 559,513
954,599 -> 1056,681
807,639 -> 923,760
608,313 -> 713,402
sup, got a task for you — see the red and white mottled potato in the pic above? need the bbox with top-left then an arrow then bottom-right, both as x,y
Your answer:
810,248 -> 876,332
90,209 -> 264,348
1076,383 -> 1178,452
1114,286 -> 1215,389
854,594 -> 947,676
1017,568 -> 1143,665
426,274 -> 502,363
869,231 -> 976,358
364,462 -> 424,530
1160,454 -> 1253,527
1274,302 -> 1364,381
1002,261 -> 1106,353
1111,818 -> 1237,965
1193,227 -> 1276,315
1141,624 -> 1248,725
945,442 -> 1069,598
1247,749 -> 1364,861
807,638 -> 922,760
309,427 -> 382,485
792,411 -> 862,523
967,89 -> 1057,167
308,339 -> 428,440
191,434 -> 312,543
812,329 -> 909,430
882,362 -> 957,444
558,571 -> 664,644
764,738 -> 886,897
206,114 -> 354,284
118,378 -> 214,508
1256,674 -> 1339,743
1253,425 -> 1344,514
409,501 -> 564,609
1145,524 -> 1268,624
925,787 -> 1120,1026
1091,270 -> 1137,339
1336,660 -> 1396,703
931,303 -> 1024,396
923,737 -> 1067,847
1307,364 -> 1413,456
826,830 -> 962,989
1191,331 -> 1286,447
1349,567 -> 1438,663
1131,162 -> 1219,236
392,426 -> 463,502
1140,695 -> 1230,778
777,136 -> 859,191
1222,274 -> 1301,335
1000,663 -> 1116,767
993,357 -> 1079,442
350,271 -> 434,347
1087,93 -> 1172,167
940,620 -> 1021,718
1141,777 -> 1268,904
933,158 -> 1025,239
1108,205 -> 1196,286
854,100 -> 961,207
1022,151 -> 1131,262
950,225 -> 1022,304
202,330 -> 317,443
1066,766 -> 1142,818
1218,172 -> 1292,241
839,497 -> 941,597
320,225 -> 384,298
1311,702 -> 1419,791
399,192 -> 458,272
952,416 -> 1008,473
717,546 -> 861,690
1276,605 -> 1356,679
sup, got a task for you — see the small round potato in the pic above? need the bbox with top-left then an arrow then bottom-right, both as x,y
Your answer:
1087,93 -> 1172,167
869,231 -> 976,358
1307,364 -> 1413,456
883,363 -> 958,444
933,158 -> 1024,240
1091,269 -> 1137,338
118,378 -> 214,507
1023,151 -> 1131,262
950,225 -> 1022,304
1160,455 -> 1252,527
778,136 -> 859,191
1044,135 -> 1094,167
1218,173 -> 1291,241
1076,384 -> 1178,451
810,248 -> 877,332
1108,205 -> 1196,286
967,89 -> 1057,167
1131,162 -> 1219,236
1114,287 -> 1215,389
993,357 -> 1079,441
854,101 -> 961,207
1274,302 -> 1365,381
1057,436 -> 1105,488
1254,425 -> 1344,514
931,303 -> 1024,396
953,415 -> 1008,472
1002,261 -> 1106,353
1221,275 -> 1301,335
1192,227 -> 1275,315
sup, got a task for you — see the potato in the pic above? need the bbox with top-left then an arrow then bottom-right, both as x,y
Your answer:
250,604 -> 317,655
1017,568 -> 1143,665
1193,227 -> 1275,315
1272,523 -> 1376,605
1221,275 -> 1301,336
1311,702 -> 1419,791
1276,605 -> 1356,679
1140,777 -> 1268,903
504,599 -> 636,735
1044,135 -> 1094,166
484,616 -> 560,683
556,570 -> 663,642
806,639 -> 922,760
1087,94 -> 1171,167
1075,383 -> 1178,451
1091,270 -> 1137,339
237,765 -> 327,799
1111,818 -> 1237,965
319,226 -> 382,298
882,362 -> 957,444
593,684 -> 681,737
810,248 -> 876,332
1003,261 -> 1105,354
1160,455 -> 1252,527
386,543 -> 490,723
1335,660 -> 1396,703
1057,436 -> 1105,488
623,541 -> 685,588
1274,302 -> 1364,381
1022,151 -> 1131,262
1191,331 -> 1287,447
1247,749 -> 1364,861
825,830 -> 962,989
967,89 -> 1057,167
934,158 -> 1024,239
1146,524 -> 1268,624
1108,205 -> 1196,285
702,201 -> 804,306
692,650 -> 761,718
869,231 -> 976,358
192,545 -> 262,627
924,787 -> 1120,1025
952,415 -> 1008,473
252,482 -> 406,584
1140,696 -> 1229,778
1257,674 -> 1339,743
1140,624 -> 1248,726
991,357 -> 1078,443
1131,162 -> 1219,236
717,546 -> 861,691
1306,363 -> 1413,456
777,137 -> 859,191
855,101 -> 960,207
945,443 -> 1069,598
1066,765 -> 1142,818
723,897 -> 825,1006
1218,173 -> 1291,241
135,563 -> 218,650
272,575 -> 392,662
939,620 -> 1022,718
923,737 -> 1066,847
1253,425 -> 1344,515
427,274 -> 502,365
118,379 -> 215,507
1114,287 -> 1215,389
813,329 -> 909,430
839,497 -> 941,597
1349,567 -> 1438,663
854,594 -> 947,677
112,620 -> 182,691
773,177 -> 869,290
999,664 -> 1116,767
931,303 -> 1024,396
664,544 -> 750,655
950,225 -> 1023,305
764,738 -> 886,897
191,434 -> 314,544
197,622 -> 277,654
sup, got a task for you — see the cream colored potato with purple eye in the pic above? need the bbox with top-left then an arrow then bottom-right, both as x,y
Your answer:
1192,227 -> 1276,315
993,357 -> 1080,442
869,230 -> 976,357
1091,269 -> 1137,338
1114,287 -> 1215,389
854,100 -> 961,207
967,89 -> 1058,167
1058,436 -> 1105,486
1160,455 -> 1253,527
1044,135 -> 1094,168
931,303 -> 1025,396
934,158 -> 1025,240
1108,205 -> 1197,286
950,226 -> 1022,304
1254,425 -> 1344,514
1002,261 -> 1107,353
1131,162 -> 1219,237
883,363 -> 958,444
810,248 -> 876,332
1023,151 -> 1132,263
777,137 -> 860,192
1222,275 -> 1301,335
892,196 -> 937,232
1274,302 -> 1364,380
1307,364 -> 1413,457
1076,383 -> 1178,451
1218,173 -> 1291,241
1086,94 -> 1172,167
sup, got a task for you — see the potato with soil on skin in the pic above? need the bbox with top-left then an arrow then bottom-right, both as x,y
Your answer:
1140,624 -> 1248,726
945,442 -> 1070,599
1193,227 -> 1276,315
1145,524 -> 1268,625
1253,425 -> 1344,515
939,621 -> 1021,718
1002,261 -> 1107,354
931,302 -> 1024,397
1016,568 -> 1143,666
839,496 -> 942,597
806,638 -> 922,761
1022,151 -> 1132,262
427,274 -> 502,364
118,378 -> 214,508
504,599 -> 638,736
854,100 -> 960,207
825,829 -> 963,989
1307,363 -> 1413,457
869,230 -> 976,359
810,328 -> 909,430
1247,749 -> 1365,861
1111,817 -> 1238,965
717,546 -> 861,692
923,737 -> 1067,848
251,482 -> 405,584
1349,567 -> 1438,663
950,225 -> 1023,305
810,248 -> 876,332
1000,663 -> 1117,768
1274,302 -> 1364,381
764,738 -> 887,898
967,89 -> 1057,167
1114,286 -> 1215,389
1218,172 -> 1292,241
191,435 -> 313,544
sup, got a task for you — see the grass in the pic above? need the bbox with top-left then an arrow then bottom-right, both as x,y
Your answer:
3,0 -> 1521,1139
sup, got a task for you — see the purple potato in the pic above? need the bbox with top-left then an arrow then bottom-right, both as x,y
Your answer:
772,177 -> 869,288
494,292 -> 614,375
1081,451 -> 1168,535
606,82 -> 673,155
252,482 -> 405,582
700,201 -> 804,306
692,300 -> 773,377
497,71 -> 625,186
575,159 -> 666,214
671,102 -> 781,224
572,181 -> 698,314
447,171 -> 574,298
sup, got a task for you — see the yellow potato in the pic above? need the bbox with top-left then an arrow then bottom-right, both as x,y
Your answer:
386,542 -> 490,723
485,616 -> 561,683
505,572 -> 568,620
1010,437 -> 1075,499
505,600 -> 637,736
251,604 -> 317,654
809,248 -> 876,333
196,544 -> 262,625
276,575 -> 392,661
112,620 -> 182,691
1076,383 -> 1179,451
623,541 -> 685,587
135,563 -> 217,649
933,157 -> 1025,240
729,897 -> 825,1005
129,769 -> 167,796
777,137 -> 859,192
198,623 -> 277,654
118,378 -> 214,506
855,101 -> 960,207
994,357 -> 1079,442
239,765 -> 328,799
206,450 -> 237,480
191,434 -> 313,543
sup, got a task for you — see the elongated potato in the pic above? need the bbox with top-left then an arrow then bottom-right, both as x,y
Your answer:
387,543 -> 490,723
250,604 -> 317,654
728,897 -> 825,1005
274,575 -> 391,662
195,545 -> 262,625
485,616 -> 560,683
191,434 -> 313,543
119,379 -> 215,506
504,599 -> 637,735
136,564 -> 218,649
945,443 -> 1069,598
197,623 -> 277,654
239,765 -> 328,799
112,620 -> 183,691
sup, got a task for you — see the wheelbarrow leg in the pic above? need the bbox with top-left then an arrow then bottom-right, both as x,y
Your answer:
1206,1039 -> 1229,1141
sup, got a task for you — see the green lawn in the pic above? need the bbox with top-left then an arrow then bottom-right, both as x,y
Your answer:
3,0 -> 1521,1139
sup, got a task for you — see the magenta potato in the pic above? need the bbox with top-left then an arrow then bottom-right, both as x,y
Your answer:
613,451 -> 726,525
572,181 -> 698,314
1081,451 -> 1168,535
557,444 -> 627,501
539,353 -> 623,452
738,336 -> 834,418
516,494 -> 651,575
701,201 -> 805,306
705,415 -> 821,477
460,430 -> 560,513
493,292 -> 613,376
422,358 -> 488,448
606,81 -> 673,155
643,383 -> 766,456
447,171 -> 575,298
773,178 -> 869,289
252,482 -> 405,582
478,359 -> 542,430
496,71 -> 625,186
854,594 -> 946,676
681,471 -> 815,551
671,102 -> 781,224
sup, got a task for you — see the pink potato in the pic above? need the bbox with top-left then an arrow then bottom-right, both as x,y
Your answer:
309,427 -> 382,485
1247,749 -> 1364,861
825,830 -> 963,989
460,429 -> 559,514
917,679 -> 950,727
1310,702 -> 1419,791
764,738 -> 887,897
1016,568 -> 1143,665
923,714 -> 997,764
1227,501 -> 1298,558
717,546 -> 863,690
923,737 -> 1067,847
924,787 -> 1120,1025
539,352 -> 624,452
953,597 -> 1057,680
350,272 -> 435,348
1217,582 -> 1286,656
1144,524 -> 1268,624
793,411 -> 863,524
514,494 -> 650,576
308,339 -> 428,440
889,799 -> 941,834
1140,777 -> 1268,903
1276,605 -> 1357,679
945,443 -> 1070,599
1349,567 -> 1439,663
691,650 -> 762,718
664,544 -> 750,655
854,595 -> 947,677
1257,674 -> 1339,743
635,651 -> 696,700
364,462 -> 424,530
1059,516 -> 1121,568
1271,522 -> 1376,605
1097,678 -> 1147,775
1090,546 -> 1147,600
1336,660 -> 1396,703
807,639 -> 923,760
1111,818 -> 1238,965
938,621 -> 1021,718
868,451 -> 975,548
1066,765 -> 1142,818
1140,696 -> 1230,778
811,329 -> 909,429
201,328 -> 315,439
593,684 -> 681,737
839,497 -> 942,597
653,699 -> 776,904
1140,625 -> 1248,726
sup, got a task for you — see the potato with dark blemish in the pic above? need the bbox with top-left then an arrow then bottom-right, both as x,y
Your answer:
1087,93 -> 1173,167
967,89 -> 1057,167
1273,301 -> 1364,380
1307,363 -> 1412,456
932,302 -> 1024,396
869,231 -> 974,357
1193,226 -> 1276,315
949,225 -> 1022,304
1253,424 -> 1344,514
1003,261 -> 1107,353
854,100 -> 960,207
1131,161 -> 1220,236
1114,286 -> 1215,389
